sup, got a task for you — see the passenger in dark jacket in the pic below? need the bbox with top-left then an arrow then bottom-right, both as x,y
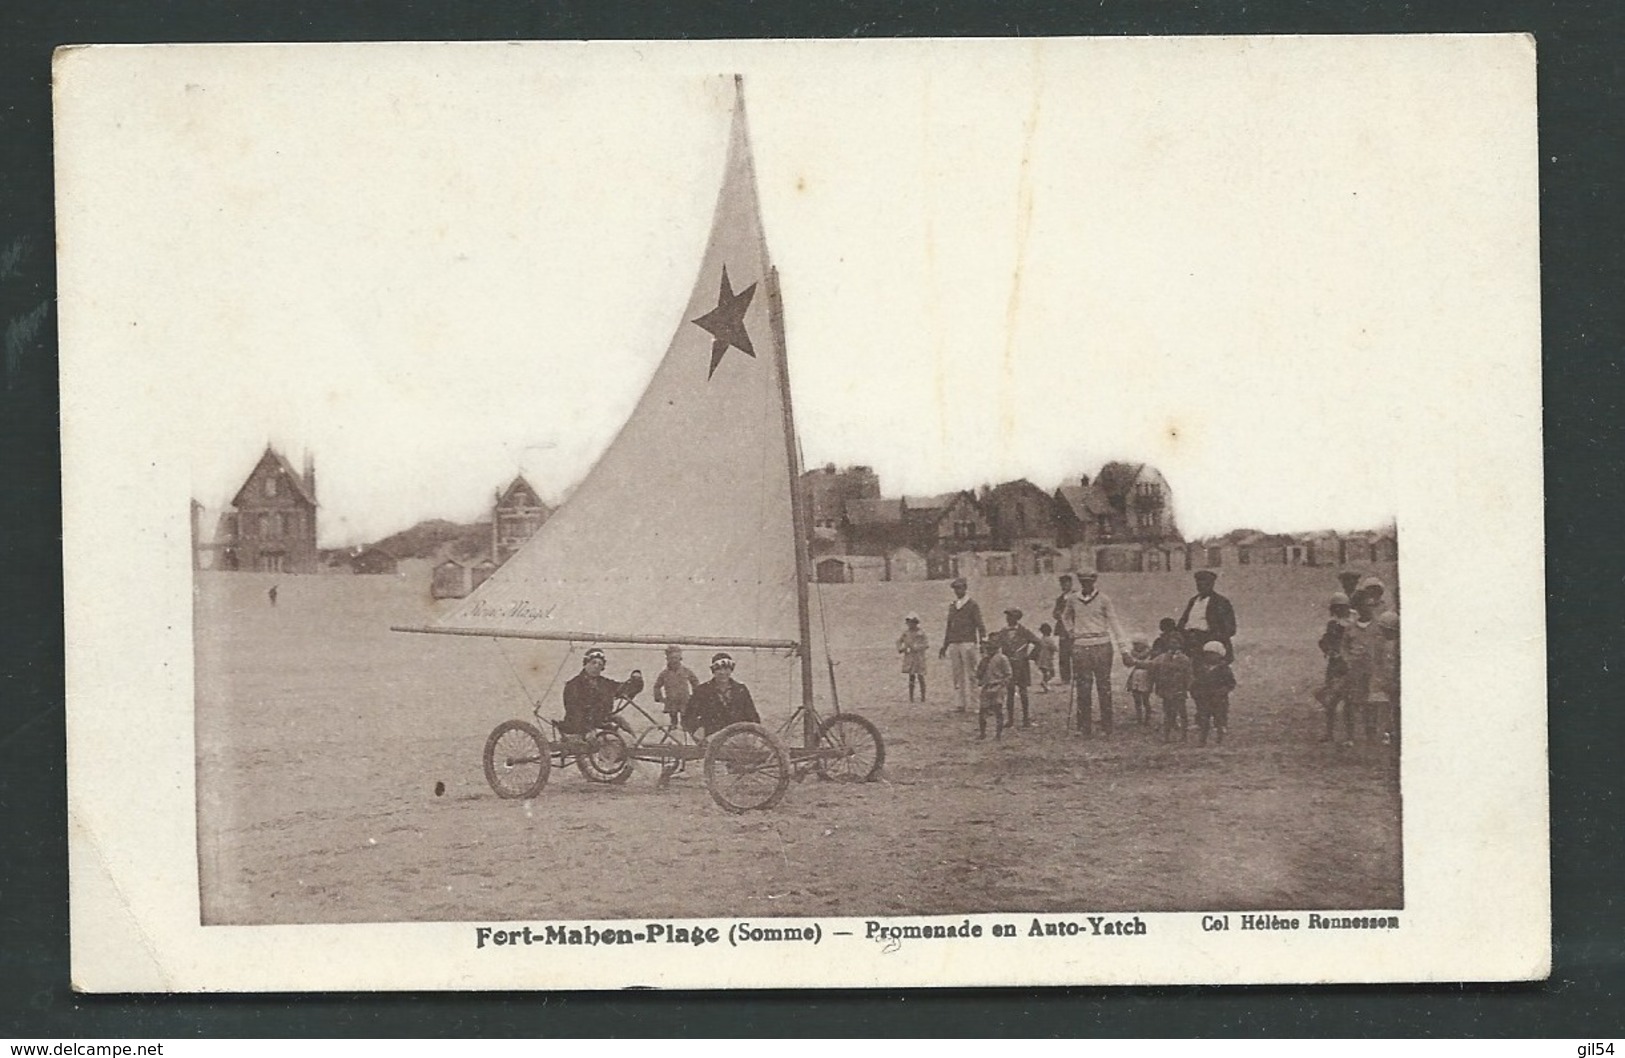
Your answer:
682,652 -> 761,738
560,648 -> 641,735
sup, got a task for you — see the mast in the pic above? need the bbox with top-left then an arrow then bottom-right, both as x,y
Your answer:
735,74 -> 818,747
768,265 -> 817,748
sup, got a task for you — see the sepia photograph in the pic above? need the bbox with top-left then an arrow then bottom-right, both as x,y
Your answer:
57,37 -> 1545,990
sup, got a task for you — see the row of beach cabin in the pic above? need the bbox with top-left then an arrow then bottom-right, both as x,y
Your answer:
812,532 -> 1397,585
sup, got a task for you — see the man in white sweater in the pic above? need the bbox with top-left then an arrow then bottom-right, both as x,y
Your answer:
1058,571 -> 1130,738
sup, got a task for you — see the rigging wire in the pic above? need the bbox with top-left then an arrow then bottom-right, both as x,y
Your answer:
492,636 -> 574,720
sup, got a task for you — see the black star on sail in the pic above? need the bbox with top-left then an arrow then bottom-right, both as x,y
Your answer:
691,266 -> 758,379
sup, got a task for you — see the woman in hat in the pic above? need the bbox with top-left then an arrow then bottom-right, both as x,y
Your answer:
683,652 -> 762,739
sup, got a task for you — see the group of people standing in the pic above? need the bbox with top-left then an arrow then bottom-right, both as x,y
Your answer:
898,569 -> 1240,745
1314,571 -> 1402,748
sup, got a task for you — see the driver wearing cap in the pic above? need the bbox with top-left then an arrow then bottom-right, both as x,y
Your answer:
683,652 -> 762,739
560,648 -> 641,736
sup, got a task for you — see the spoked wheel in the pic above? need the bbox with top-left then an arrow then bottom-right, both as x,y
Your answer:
577,729 -> 635,785
814,713 -> 885,783
483,719 -> 551,799
703,722 -> 790,813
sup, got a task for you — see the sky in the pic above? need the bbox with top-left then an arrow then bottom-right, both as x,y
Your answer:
55,39 -> 1538,547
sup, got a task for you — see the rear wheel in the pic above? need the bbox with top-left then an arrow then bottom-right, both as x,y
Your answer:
814,714 -> 885,783
703,722 -> 790,813
577,729 -> 635,784
483,720 -> 551,799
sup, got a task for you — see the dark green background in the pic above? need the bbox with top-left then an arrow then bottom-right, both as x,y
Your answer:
3,0 -> 1619,1037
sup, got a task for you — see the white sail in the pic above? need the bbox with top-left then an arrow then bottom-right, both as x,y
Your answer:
413,79 -> 811,654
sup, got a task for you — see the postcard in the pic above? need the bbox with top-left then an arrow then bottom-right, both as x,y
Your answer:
55,37 -> 1546,990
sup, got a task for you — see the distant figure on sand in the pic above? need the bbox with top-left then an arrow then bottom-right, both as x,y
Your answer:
992,607 -> 1042,728
267,584 -> 278,607
1177,569 -> 1237,662
976,637 -> 1010,740
560,647 -> 639,736
939,576 -> 986,714
897,613 -> 930,702
683,652 -> 761,739
653,645 -> 700,725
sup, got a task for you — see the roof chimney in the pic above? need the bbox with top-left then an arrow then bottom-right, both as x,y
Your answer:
303,451 -> 316,501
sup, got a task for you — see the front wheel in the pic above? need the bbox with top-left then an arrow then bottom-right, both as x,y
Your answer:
577,729 -> 635,784
483,720 -> 551,799
703,722 -> 790,813
814,713 -> 885,783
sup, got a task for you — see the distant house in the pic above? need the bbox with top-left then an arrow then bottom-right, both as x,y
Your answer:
1372,534 -> 1398,563
432,558 -> 469,599
350,547 -> 398,575
1094,461 -> 1181,543
986,479 -> 1060,555
886,546 -> 928,582
905,491 -> 993,555
844,497 -> 911,556
802,464 -> 880,536
214,445 -> 320,574
1341,533 -> 1375,565
492,476 -> 551,564
1054,481 -> 1114,549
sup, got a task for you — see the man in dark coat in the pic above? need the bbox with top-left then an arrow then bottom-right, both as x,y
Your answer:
1176,569 -> 1238,662
559,647 -> 641,735
683,652 -> 762,738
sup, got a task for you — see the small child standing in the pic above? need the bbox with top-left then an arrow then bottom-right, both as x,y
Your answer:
1192,640 -> 1237,746
976,637 -> 1010,740
897,613 -> 930,702
1152,616 -> 1182,657
1036,622 -> 1059,692
1124,638 -> 1155,725
1149,639 -> 1193,743
653,645 -> 700,725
